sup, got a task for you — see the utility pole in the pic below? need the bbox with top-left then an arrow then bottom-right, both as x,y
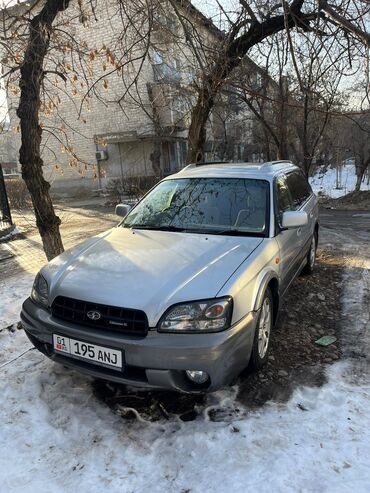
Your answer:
335,148 -> 342,190
0,163 -> 13,231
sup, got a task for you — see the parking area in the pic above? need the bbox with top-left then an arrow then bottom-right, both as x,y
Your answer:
0,205 -> 370,491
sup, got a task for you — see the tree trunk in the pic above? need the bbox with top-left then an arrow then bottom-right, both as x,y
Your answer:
16,0 -> 69,261
276,78 -> 289,161
150,140 -> 162,178
186,85 -> 213,164
276,141 -> 289,160
355,160 -> 367,191
185,0 -> 311,164
302,156 -> 312,178
355,173 -> 363,192
263,129 -> 271,161
301,92 -> 311,177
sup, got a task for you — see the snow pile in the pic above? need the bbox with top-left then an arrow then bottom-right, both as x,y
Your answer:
0,274 -> 33,328
309,164 -> 370,198
1,329 -> 370,493
0,227 -> 21,242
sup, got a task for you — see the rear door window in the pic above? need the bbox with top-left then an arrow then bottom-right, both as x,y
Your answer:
285,172 -> 312,209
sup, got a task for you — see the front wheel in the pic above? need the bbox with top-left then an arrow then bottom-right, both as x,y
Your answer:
250,288 -> 273,370
302,233 -> 317,275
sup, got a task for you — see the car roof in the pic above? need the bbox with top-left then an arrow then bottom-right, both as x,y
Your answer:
168,161 -> 300,181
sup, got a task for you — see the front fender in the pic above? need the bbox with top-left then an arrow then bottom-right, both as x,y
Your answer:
252,270 -> 279,311
217,239 -> 280,324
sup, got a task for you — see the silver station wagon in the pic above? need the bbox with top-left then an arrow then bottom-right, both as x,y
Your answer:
22,161 -> 319,392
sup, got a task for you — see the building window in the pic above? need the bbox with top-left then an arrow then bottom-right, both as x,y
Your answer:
152,51 -> 182,82
186,66 -> 195,83
152,51 -> 163,65
156,13 -> 178,33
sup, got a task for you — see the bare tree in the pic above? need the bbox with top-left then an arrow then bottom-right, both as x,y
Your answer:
1,0 -> 154,259
0,0 -> 101,259
342,113 -> 370,190
168,0 -> 370,164
16,0 -> 73,260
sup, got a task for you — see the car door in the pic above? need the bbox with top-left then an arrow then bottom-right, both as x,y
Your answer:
285,171 -> 315,261
274,175 -> 301,295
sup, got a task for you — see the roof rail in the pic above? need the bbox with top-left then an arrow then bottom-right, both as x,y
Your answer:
180,161 -> 229,171
261,160 -> 294,167
195,160 -> 229,167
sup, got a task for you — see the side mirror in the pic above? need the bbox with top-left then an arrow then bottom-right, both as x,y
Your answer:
115,203 -> 132,218
281,211 -> 308,229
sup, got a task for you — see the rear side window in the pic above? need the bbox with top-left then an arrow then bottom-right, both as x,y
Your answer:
276,178 -> 292,212
285,172 -> 312,209
275,177 -> 293,224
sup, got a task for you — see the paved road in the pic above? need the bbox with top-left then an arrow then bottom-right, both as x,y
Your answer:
0,204 -> 117,280
319,208 -> 370,241
319,208 -> 370,373
319,208 -> 370,266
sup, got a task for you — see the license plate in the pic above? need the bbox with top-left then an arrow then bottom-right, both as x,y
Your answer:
53,334 -> 122,370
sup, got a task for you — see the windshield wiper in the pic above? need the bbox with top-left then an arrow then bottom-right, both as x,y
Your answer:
127,225 -> 186,232
213,229 -> 265,237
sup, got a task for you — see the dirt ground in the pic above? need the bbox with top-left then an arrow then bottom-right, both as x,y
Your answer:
320,190 -> 370,210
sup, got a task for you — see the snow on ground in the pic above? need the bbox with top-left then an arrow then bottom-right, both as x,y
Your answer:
0,273 -> 33,328
1,328 -> 370,493
0,227 -> 21,242
309,164 -> 370,198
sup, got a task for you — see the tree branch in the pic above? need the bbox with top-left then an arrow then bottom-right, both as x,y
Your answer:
43,69 -> 67,82
319,0 -> 370,46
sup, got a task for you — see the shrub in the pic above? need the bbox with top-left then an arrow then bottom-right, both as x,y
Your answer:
105,175 -> 159,202
5,177 -> 32,209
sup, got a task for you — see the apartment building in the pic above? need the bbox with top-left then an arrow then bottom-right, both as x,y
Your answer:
0,0 -> 260,195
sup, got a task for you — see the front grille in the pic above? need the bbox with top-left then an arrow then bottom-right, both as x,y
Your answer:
51,296 -> 149,336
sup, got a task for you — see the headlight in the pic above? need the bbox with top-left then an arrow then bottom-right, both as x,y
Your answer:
31,273 -> 49,307
158,297 -> 233,333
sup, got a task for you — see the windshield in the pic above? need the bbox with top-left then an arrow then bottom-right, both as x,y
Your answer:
122,178 -> 270,236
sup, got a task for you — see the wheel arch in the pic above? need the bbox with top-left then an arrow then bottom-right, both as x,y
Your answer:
267,277 -> 280,325
253,272 -> 280,325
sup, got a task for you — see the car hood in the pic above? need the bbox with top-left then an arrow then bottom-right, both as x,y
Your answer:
43,227 -> 263,326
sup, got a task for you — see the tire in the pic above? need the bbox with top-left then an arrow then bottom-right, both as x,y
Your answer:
250,287 -> 273,370
302,232 -> 317,275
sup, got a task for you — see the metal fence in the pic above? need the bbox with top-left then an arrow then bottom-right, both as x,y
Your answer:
0,163 -> 13,237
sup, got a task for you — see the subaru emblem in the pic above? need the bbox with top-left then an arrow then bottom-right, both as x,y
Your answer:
87,310 -> 101,321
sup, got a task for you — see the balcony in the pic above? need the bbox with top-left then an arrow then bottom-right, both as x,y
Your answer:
148,82 -> 192,132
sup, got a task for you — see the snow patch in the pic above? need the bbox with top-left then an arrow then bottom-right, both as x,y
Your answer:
0,274 -> 33,328
309,164 -> 370,198
1,331 -> 370,492
0,227 -> 21,242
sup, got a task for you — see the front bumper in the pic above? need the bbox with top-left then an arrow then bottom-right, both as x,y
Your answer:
21,297 -> 257,393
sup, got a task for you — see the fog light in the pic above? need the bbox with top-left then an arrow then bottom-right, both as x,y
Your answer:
185,370 -> 209,384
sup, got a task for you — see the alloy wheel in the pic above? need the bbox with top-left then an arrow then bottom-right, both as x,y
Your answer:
309,235 -> 316,269
257,297 -> 272,359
